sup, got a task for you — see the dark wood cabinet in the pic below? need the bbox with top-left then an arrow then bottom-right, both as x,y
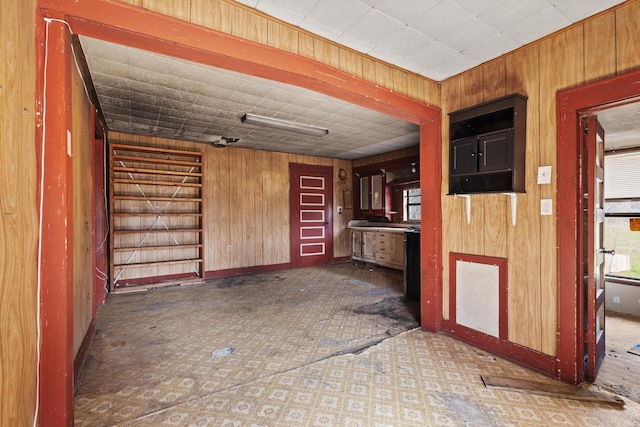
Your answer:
448,94 -> 527,194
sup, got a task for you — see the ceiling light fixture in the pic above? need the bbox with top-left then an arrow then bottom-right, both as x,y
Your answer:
241,113 -> 329,137
205,135 -> 239,147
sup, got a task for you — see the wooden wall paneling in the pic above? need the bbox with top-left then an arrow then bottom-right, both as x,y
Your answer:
72,54 -> 94,356
375,62 -> 394,91
253,150 -> 266,266
584,12 -> 617,83
215,146 -> 233,270
362,57 -> 378,85
242,148 -> 257,266
392,68 -> 409,96
298,32 -> 316,59
190,0 -> 233,34
503,43 -> 543,351
272,151 -> 291,263
482,59 -> 507,101
539,26 -> 584,354
141,0 -> 190,21
339,49 -> 364,79
313,39 -> 341,69
268,20 -> 299,53
232,6 -> 268,44
439,75 -> 462,320
1,0 -> 37,424
616,0 -> 640,74
482,194 -> 508,258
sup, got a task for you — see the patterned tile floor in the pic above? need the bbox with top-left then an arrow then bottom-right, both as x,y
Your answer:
75,263 -> 640,426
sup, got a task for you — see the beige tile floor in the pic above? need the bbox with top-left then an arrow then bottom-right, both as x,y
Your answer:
75,263 -> 640,426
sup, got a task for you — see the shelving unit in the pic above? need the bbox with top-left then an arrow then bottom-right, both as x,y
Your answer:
109,143 -> 204,291
448,94 -> 527,194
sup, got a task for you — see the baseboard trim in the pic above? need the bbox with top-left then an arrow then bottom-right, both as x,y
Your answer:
74,318 -> 97,385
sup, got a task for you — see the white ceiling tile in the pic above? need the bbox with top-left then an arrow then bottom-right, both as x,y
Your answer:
454,0 -> 507,16
253,0 -> 307,26
342,9 -> 405,47
409,0 -> 476,39
462,33 -> 520,61
407,40 -> 460,66
367,48 -> 404,66
551,0 -> 626,22
235,0 -> 258,7
372,0 -> 441,25
502,6 -> 571,45
334,34 -> 375,55
438,17 -> 499,52
478,0 -> 552,32
376,26 -> 434,57
300,18 -> 343,41
306,0 -> 370,33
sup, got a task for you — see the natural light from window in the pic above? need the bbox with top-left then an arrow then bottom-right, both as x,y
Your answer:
604,151 -> 640,281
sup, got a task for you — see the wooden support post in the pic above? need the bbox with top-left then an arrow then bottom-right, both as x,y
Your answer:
39,18 -> 75,426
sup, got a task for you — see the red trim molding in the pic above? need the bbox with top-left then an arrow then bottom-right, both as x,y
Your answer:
38,18 -> 75,426
444,254 -> 554,376
556,68 -> 640,384
73,319 -> 96,384
448,252 -> 508,340
442,319 -> 556,376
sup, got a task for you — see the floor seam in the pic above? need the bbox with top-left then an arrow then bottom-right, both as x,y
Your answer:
115,327 -> 419,426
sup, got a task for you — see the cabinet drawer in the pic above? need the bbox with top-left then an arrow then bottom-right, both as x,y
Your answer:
376,252 -> 391,264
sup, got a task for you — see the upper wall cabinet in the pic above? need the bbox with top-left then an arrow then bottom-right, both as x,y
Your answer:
448,94 -> 527,194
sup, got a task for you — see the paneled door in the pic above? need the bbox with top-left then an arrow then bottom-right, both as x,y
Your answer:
582,115 -> 607,381
289,164 -> 333,267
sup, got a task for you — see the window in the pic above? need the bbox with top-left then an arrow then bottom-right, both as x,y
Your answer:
403,188 -> 421,221
604,151 -> 640,282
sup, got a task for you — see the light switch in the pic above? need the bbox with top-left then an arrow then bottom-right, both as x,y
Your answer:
540,199 -> 553,215
537,166 -> 552,184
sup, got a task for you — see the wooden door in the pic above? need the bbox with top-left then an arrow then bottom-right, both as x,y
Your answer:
289,164 -> 333,267
583,115 -> 607,381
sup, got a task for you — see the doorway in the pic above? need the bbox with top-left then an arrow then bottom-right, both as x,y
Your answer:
289,163 -> 334,267
557,68 -> 640,385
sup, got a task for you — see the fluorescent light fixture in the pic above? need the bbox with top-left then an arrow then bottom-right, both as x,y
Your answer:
241,113 -> 328,137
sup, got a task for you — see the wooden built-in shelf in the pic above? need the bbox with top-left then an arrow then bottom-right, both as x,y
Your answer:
112,178 -> 202,187
113,244 -> 203,252
113,228 -> 202,234
109,143 -> 205,291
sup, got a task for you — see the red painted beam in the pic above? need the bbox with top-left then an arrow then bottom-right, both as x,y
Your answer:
38,18 -> 75,426
38,0 -> 435,125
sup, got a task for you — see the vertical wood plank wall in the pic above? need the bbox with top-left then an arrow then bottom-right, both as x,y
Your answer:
109,132 -> 353,270
440,0 -> 640,356
72,52 -> 95,356
1,0 -> 38,425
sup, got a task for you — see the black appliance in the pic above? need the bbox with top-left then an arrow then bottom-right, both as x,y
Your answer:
404,229 -> 420,302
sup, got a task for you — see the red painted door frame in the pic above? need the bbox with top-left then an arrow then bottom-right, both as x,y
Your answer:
557,68 -> 640,384
35,1 -> 443,425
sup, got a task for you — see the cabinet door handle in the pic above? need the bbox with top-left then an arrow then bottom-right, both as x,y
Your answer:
478,151 -> 484,157
470,152 -> 475,157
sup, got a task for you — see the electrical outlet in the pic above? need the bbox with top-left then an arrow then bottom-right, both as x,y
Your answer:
226,244 -> 232,252
540,199 -> 553,215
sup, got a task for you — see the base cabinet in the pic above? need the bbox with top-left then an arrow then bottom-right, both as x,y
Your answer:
351,228 -> 405,271
362,231 -> 375,263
